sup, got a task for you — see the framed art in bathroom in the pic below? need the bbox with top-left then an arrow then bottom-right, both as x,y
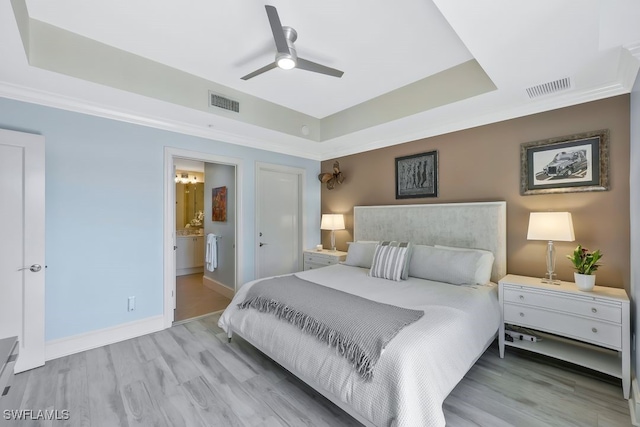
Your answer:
212,186 -> 227,222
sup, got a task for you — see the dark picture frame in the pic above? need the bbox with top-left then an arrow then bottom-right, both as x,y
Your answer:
520,129 -> 609,195
212,186 -> 227,221
395,150 -> 438,199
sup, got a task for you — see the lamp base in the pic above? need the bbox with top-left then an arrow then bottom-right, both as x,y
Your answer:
541,241 -> 560,285
541,272 -> 560,285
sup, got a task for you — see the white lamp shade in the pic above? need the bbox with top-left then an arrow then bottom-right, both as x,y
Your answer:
320,214 -> 345,231
527,212 -> 575,241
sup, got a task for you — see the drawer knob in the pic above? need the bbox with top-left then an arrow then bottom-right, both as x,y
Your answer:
591,308 -> 597,313
519,312 -> 524,317
519,295 -> 524,300
592,327 -> 598,333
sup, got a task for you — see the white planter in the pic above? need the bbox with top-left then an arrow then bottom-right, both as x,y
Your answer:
574,272 -> 596,291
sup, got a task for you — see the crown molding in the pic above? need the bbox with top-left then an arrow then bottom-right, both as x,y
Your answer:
319,81 -> 631,161
0,81 -> 323,161
625,41 -> 640,61
1,57 -> 636,164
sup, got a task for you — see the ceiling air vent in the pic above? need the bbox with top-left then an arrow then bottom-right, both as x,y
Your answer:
525,77 -> 572,99
208,91 -> 239,113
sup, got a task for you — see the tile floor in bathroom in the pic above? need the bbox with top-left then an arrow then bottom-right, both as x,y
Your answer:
174,273 -> 231,322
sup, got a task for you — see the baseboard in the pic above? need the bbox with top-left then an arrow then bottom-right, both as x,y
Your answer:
45,315 -> 165,361
630,378 -> 640,426
203,275 -> 235,299
172,310 -> 224,326
177,266 -> 204,276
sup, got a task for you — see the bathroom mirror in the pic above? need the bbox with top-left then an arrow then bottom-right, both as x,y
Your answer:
176,182 -> 205,230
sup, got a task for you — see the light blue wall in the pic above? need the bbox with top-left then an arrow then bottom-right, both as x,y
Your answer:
0,97 -> 321,342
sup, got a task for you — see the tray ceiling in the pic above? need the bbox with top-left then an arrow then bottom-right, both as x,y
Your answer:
1,0 -> 639,160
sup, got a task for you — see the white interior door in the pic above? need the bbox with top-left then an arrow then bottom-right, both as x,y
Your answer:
256,164 -> 302,279
0,129 -> 45,373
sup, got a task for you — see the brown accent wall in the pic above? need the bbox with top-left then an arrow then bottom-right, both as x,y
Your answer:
321,95 -> 630,291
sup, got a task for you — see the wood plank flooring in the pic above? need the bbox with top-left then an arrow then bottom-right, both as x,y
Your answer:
175,274 -> 231,322
0,313 -> 631,426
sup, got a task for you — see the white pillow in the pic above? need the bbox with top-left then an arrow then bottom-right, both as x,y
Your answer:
408,245 -> 484,285
434,245 -> 495,285
369,241 -> 413,281
344,241 -> 379,269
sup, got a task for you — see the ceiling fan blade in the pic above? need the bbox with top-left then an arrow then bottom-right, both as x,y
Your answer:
241,62 -> 277,80
297,58 -> 344,78
265,5 -> 290,55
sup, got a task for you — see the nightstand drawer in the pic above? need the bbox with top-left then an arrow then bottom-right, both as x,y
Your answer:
302,249 -> 347,272
304,262 -> 326,270
504,304 -> 622,349
503,287 -> 621,323
304,253 -> 336,266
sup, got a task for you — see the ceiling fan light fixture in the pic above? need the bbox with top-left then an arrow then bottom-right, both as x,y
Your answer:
241,6 -> 343,80
276,54 -> 296,70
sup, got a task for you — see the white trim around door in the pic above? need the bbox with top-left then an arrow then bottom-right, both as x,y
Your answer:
163,147 -> 243,328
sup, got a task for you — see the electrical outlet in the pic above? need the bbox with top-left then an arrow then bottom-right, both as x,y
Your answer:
128,296 -> 135,312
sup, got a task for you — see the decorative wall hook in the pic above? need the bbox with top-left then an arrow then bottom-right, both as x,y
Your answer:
318,161 -> 345,190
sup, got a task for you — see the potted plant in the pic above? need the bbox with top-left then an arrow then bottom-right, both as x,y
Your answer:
566,245 -> 602,291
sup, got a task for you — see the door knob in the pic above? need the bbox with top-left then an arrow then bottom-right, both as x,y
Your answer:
259,242 -> 268,247
18,264 -> 42,272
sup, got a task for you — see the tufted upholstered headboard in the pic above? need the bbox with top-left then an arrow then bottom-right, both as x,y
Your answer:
353,202 -> 507,283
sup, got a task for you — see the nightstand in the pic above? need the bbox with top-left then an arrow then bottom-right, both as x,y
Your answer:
498,274 -> 630,398
303,249 -> 347,271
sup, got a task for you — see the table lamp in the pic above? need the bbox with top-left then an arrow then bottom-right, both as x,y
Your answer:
527,212 -> 575,284
320,214 -> 345,251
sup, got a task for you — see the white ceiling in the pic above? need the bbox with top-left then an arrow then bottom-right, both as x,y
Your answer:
1,0 -> 640,160
25,0 -> 473,118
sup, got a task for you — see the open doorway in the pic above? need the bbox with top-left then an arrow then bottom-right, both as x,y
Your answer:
164,148 -> 242,327
174,159 -> 233,322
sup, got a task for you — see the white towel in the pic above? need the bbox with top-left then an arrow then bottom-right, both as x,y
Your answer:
206,233 -> 218,272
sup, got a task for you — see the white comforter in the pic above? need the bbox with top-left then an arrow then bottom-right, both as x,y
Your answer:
218,264 -> 501,427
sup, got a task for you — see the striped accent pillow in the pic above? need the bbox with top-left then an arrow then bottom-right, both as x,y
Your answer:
369,241 -> 413,281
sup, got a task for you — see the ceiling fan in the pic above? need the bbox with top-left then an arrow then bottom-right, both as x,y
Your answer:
241,5 -> 344,80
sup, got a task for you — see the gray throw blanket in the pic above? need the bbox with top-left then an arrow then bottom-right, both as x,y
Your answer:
237,275 -> 424,380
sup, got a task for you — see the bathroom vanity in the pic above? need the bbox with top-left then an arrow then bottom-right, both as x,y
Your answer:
176,233 -> 205,276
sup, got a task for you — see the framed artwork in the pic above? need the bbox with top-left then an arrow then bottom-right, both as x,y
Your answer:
212,186 -> 227,221
395,150 -> 438,199
520,129 -> 609,195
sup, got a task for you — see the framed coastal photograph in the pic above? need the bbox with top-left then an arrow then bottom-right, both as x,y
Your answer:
520,129 -> 609,195
395,150 -> 438,199
212,186 -> 227,221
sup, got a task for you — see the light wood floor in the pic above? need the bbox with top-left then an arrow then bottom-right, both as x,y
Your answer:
175,274 -> 231,322
0,313 -> 631,426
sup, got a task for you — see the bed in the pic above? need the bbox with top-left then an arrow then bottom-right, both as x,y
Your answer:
219,202 -> 506,427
